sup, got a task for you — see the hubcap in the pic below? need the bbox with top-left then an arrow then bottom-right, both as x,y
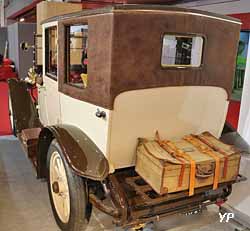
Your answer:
50,151 -> 70,223
52,181 -> 60,194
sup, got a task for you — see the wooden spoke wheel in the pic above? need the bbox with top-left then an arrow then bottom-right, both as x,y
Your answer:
47,139 -> 92,231
50,151 -> 70,223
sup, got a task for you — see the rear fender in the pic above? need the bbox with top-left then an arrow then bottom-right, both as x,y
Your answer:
37,124 -> 109,181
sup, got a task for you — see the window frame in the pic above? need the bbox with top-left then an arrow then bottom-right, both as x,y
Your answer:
58,17 -> 112,109
65,23 -> 88,89
160,33 -> 206,69
44,25 -> 58,80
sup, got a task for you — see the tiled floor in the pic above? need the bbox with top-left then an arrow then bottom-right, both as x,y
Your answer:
0,136 -> 248,231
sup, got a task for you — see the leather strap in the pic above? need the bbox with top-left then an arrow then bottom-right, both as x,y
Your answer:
155,131 -> 196,196
164,141 -> 196,196
159,142 -> 186,188
184,135 -> 220,190
155,132 -> 186,187
195,134 -> 228,178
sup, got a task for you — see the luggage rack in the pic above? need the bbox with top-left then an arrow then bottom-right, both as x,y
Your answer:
94,167 -> 246,227
125,176 -> 169,205
125,173 -> 246,206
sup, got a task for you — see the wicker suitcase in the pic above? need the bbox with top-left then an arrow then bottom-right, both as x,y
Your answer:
135,132 -> 241,196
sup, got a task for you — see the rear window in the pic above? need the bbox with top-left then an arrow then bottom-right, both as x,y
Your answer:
161,35 -> 204,68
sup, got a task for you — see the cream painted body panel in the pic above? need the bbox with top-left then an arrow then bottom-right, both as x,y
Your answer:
38,85 -> 48,125
107,86 -> 229,169
40,76 -> 61,126
59,93 -> 111,155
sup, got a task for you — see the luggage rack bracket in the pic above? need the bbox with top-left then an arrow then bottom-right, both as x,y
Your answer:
106,168 -> 240,227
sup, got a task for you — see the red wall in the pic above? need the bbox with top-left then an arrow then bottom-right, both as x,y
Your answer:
229,13 -> 250,30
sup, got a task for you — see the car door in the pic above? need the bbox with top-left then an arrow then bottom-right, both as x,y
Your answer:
40,23 -> 61,126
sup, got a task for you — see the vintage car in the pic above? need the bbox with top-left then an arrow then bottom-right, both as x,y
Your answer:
8,5 -> 247,231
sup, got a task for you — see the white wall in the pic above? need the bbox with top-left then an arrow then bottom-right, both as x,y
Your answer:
238,37 -> 250,141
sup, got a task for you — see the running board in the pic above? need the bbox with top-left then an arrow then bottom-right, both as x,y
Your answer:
19,127 -> 41,168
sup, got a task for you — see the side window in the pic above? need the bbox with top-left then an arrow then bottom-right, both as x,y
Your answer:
45,26 -> 58,78
66,24 -> 88,88
161,35 -> 204,68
